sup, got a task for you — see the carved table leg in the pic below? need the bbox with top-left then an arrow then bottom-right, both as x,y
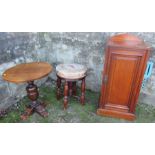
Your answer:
68,82 -> 73,97
80,77 -> 86,105
57,76 -> 62,100
63,80 -> 69,109
21,81 -> 48,120
72,82 -> 77,96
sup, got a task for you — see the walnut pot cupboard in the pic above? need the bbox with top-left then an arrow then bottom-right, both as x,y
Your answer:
97,34 -> 151,120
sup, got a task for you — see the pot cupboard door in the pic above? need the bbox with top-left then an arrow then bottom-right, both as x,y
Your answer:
102,49 -> 146,113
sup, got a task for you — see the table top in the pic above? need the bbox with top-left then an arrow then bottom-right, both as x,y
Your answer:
2,62 -> 53,83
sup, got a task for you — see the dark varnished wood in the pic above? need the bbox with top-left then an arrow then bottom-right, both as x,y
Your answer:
21,81 -> 48,120
56,75 -> 86,109
64,80 -> 69,109
80,77 -> 86,105
97,34 -> 151,120
56,75 -> 62,100
2,62 -> 52,120
68,82 -> 73,96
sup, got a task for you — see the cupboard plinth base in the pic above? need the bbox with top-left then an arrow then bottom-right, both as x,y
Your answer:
97,108 -> 136,121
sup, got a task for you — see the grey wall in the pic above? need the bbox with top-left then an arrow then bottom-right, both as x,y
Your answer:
0,32 -> 45,110
0,32 -> 155,111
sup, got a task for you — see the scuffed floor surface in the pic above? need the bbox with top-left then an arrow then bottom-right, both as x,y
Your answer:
1,86 -> 155,123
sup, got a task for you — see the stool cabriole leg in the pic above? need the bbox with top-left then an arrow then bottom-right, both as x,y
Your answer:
57,76 -> 61,100
80,77 -> 86,105
64,80 -> 69,109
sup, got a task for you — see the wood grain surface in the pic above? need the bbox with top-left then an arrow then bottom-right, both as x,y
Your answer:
2,62 -> 53,83
98,33 -> 151,120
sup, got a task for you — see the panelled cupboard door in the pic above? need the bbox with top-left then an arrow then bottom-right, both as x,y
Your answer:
97,34 -> 150,121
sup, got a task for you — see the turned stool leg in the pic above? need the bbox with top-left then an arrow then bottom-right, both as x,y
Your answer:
72,82 -> 77,96
68,82 -> 73,96
80,77 -> 86,105
57,76 -> 61,100
64,80 -> 69,109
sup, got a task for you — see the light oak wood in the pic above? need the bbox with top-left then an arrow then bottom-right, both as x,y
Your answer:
2,62 -> 52,83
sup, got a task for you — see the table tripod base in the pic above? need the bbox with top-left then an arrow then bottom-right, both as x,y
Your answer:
35,103 -> 48,117
20,107 -> 34,120
21,102 -> 48,120
21,81 -> 48,121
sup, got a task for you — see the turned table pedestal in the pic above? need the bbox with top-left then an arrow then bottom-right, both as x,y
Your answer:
56,64 -> 87,109
2,62 -> 53,120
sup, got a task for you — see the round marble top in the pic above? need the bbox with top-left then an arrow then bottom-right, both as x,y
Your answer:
56,63 -> 87,79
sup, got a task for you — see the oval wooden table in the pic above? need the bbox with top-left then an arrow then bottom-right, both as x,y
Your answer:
2,62 -> 53,120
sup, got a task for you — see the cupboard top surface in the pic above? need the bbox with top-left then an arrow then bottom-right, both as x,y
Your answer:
108,33 -> 150,50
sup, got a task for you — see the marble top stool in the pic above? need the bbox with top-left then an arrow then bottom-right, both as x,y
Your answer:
56,63 -> 87,109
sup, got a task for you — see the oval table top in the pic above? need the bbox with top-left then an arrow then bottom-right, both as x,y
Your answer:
2,62 -> 53,83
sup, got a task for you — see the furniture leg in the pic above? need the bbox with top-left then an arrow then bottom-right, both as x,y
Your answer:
56,76 -> 61,100
63,80 -> 69,109
68,82 -> 73,96
80,77 -> 85,105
